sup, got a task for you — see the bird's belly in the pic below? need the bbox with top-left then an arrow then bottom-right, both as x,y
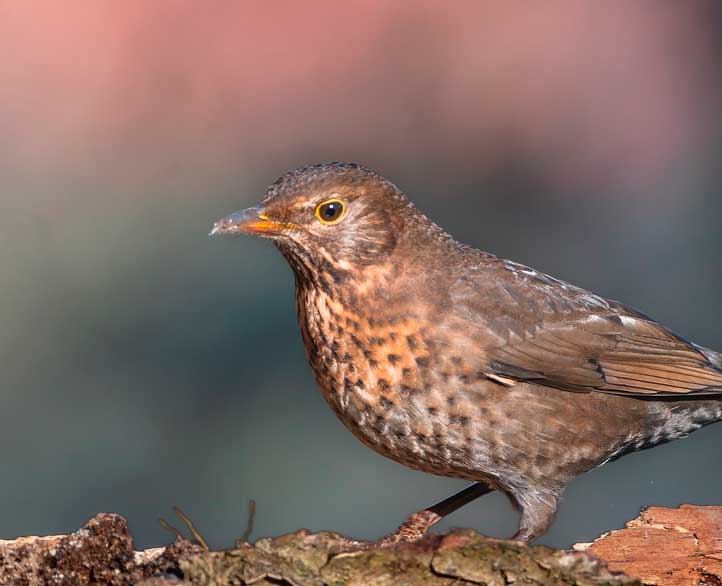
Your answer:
302,335 -> 548,483
311,348 -> 653,486
315,366 -> 505,481
353,408 -> 506,483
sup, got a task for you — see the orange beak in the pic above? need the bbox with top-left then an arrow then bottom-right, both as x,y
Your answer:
210,206 -> 288,237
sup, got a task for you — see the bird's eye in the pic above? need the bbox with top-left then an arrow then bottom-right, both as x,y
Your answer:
315,199 -> 346,225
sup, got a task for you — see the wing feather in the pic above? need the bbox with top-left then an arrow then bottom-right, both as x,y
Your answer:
459,263 -> 722,397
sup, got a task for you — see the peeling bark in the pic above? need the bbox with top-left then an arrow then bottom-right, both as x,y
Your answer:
574,505 -> 722,586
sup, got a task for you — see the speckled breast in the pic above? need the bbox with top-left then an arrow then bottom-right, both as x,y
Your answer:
293,282 -> 509,483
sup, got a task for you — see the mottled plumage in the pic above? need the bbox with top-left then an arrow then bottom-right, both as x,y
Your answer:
212,162 -> 722,543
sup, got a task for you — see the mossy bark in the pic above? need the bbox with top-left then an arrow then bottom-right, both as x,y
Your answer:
176,529 -> 636,586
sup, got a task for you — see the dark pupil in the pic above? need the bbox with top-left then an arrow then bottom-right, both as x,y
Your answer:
322,202 -> 341,220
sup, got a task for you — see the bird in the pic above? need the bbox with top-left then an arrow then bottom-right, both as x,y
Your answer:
211,162 -> 722,545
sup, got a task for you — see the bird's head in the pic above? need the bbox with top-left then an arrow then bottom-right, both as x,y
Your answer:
212,163 -> 425,280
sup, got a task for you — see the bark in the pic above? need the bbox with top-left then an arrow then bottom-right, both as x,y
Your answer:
574,505 -> 722,586
0,505 -> 718,585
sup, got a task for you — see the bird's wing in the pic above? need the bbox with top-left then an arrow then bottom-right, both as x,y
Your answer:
450,259 -> 722,396
487,313 -> 722,395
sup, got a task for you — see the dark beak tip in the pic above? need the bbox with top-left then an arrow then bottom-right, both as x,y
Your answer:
209,221 -> 223,236
209,221 -> 224,236
210,221 -> 239,237
210,206 -> 264,237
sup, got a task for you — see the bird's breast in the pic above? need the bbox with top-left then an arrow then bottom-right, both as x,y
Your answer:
293,284 -> 513,478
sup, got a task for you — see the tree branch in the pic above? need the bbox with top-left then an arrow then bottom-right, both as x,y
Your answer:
0,505 -> 719,585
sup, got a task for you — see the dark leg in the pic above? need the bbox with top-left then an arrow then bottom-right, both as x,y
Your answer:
329,482 -> 494,553
377,482 -> 493,545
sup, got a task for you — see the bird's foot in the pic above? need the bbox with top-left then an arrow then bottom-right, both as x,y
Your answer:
330,509 -> 442,554
377,509 -> 442,546
327,536 -> 374,554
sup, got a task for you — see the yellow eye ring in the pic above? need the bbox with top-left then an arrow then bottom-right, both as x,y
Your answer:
315,199 -> 346,225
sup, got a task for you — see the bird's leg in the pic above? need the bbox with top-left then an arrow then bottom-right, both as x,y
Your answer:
334,482 -> 494,553
329,482 -> 493,553
377,482 -> 493,546
509,491 -> 559,544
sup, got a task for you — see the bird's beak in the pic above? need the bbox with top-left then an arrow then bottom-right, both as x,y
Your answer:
210,205 -> 286,237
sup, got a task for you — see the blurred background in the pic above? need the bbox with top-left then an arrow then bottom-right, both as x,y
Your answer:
1,1 -> 721,550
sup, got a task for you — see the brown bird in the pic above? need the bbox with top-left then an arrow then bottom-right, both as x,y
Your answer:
211,162 -> 722,544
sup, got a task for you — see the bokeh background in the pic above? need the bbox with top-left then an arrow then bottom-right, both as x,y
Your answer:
1,1 -> 721,550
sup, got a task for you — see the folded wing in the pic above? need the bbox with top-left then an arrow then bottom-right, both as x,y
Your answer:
451,259 -> 722,397
489,314 -> 722,396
